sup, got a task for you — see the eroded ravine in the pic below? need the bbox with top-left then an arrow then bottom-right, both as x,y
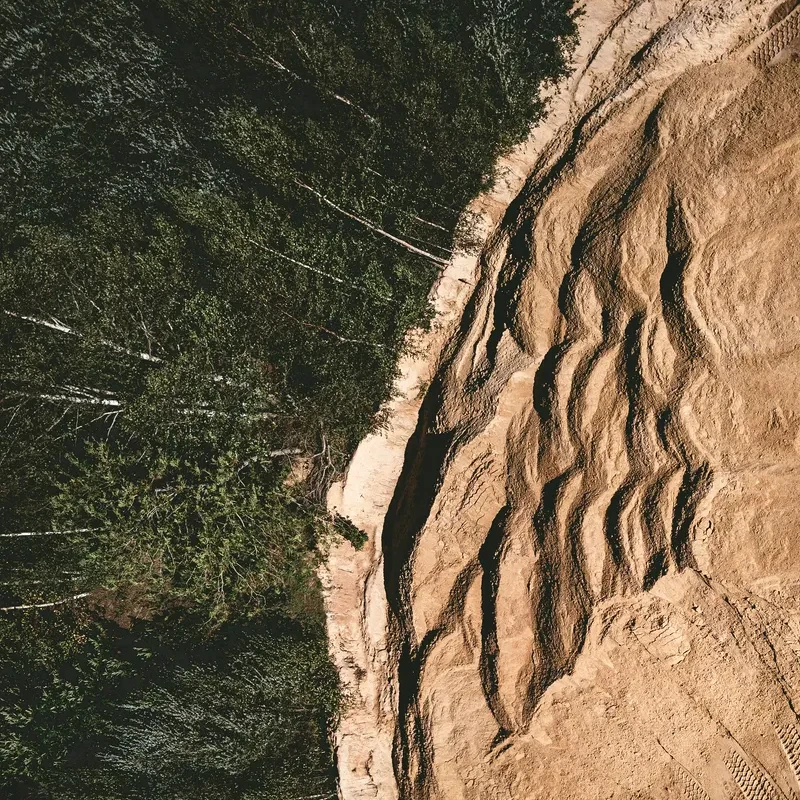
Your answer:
327,2 -> 800,798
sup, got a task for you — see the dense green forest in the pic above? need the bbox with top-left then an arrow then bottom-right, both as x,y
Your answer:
0,0 -> 577,796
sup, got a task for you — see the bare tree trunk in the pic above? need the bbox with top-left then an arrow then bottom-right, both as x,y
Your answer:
8,390 -> 123,407
250,240 -> 346,285
294,181 -> 449,267
3,310 -> 163,363
248,239 -> 393,301
413,215 -> 450,232
8,388 -> 280,420
227,23 -> 376,123
0,528 -> 96,538
0,592 -> 91,611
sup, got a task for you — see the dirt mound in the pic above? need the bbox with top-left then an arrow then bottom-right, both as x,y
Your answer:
327,2 -> 800,798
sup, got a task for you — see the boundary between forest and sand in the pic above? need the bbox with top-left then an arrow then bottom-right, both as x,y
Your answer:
321,1 -> 777,796
322,5 -> 623,795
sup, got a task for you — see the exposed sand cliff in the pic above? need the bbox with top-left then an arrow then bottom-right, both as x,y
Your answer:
325,2 -> 800,798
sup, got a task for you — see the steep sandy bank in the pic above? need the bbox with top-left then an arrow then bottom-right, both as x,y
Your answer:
326,2 -> 800,798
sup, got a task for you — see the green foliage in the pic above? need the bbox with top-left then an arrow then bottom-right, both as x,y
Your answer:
333,514 -> 369,550
0,611 -> 128,799
0,0 -> 217,229
54,441 -> 323,623
0,613 -> 339,800
103,622 -> 339,800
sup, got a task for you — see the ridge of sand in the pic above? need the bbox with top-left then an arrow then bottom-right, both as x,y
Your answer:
325,2 -> 800,798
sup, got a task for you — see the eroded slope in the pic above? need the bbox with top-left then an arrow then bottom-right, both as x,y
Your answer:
382,27 -> 800,800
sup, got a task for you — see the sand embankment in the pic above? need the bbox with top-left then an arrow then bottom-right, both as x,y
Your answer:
325,2 -> 800,797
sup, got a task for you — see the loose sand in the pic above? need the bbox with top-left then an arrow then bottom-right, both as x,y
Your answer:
325,2 -> 800,798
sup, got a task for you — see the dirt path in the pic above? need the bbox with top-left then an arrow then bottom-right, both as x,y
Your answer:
324,2 -> 800,798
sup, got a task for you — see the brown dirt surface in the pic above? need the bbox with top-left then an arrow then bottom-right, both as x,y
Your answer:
325,2 -> 800,798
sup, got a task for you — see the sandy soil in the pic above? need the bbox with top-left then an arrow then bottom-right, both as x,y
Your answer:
325,2 -> 800,798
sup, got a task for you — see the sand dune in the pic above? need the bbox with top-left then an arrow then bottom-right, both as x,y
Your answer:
327,2 -> 800,798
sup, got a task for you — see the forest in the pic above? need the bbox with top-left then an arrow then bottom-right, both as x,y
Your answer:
0,1 -> 577,797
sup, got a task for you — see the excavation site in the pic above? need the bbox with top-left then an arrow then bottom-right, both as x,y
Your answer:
325,1 -> 800,798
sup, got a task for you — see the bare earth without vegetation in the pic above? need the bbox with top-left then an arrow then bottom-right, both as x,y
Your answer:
325,1 -> 800,797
